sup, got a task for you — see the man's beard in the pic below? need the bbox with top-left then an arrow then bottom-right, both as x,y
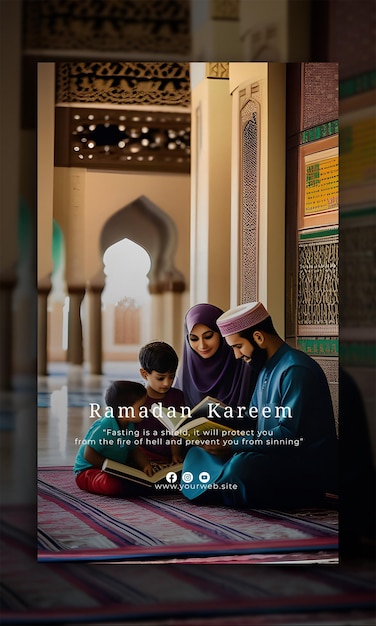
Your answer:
244,343 -> 267,373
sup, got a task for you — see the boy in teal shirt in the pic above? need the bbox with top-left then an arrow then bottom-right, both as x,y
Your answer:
74,380 -> 153,496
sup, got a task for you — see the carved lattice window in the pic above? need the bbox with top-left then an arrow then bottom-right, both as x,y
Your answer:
240,99 -> 259,303
298,236 -> 339,326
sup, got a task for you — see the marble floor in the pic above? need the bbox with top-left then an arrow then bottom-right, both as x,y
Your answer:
1,361 -> 143,504
38,361 -> 143,466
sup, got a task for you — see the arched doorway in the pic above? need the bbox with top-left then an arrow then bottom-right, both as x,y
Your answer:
100,195 -> 185,294
101,238 -> 151,362
89,195 -> 186,372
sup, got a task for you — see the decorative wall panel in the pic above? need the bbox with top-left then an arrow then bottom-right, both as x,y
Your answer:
210,0 -> 239,20
313,357 -> 339,430
56,62 -> 191,107
55,106 -> 191,173
24,0 -> 190,56
341,215 -> 376,331
240,89 -> 260,303
297,228 -> 339,424
298,136 -> 338,230
303,63 -> 338,129
297,231 -> 339,333
340,116 -> 376,188
305,155 -> 338,215
206,63 -> 229,79
114,298 -> 140,345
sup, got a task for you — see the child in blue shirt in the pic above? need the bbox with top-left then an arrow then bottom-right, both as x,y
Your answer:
74,380 -> 153,496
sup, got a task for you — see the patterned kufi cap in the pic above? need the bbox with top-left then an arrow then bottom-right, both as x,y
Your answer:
216,302 -> 269,337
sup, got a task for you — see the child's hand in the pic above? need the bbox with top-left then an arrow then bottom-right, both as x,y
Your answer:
171,453 -> 184,464
171,444 -> 183,464
143,463 -> 154,477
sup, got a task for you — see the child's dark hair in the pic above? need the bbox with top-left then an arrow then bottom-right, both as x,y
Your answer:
139,341 -> 179,374
239,316 -> 278,343
105,381 -> 146,411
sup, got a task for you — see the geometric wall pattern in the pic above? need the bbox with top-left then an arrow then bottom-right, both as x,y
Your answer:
54,62 -> 191,173
298,233 -> 339,327
240,97 -> 259,303
56,62 -> 191,107
24,0 -> 190,55
55,106 -> 191,173
341,218 -> 376,330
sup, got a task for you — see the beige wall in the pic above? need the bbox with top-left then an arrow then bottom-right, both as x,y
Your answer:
53,168 -> 87,287
190,73 -> 232,311
191,1 -> 310,65
52,167 -> 190,287
84,169 -> 190,285
239,0 -> 288,61
239,0 -> 310,62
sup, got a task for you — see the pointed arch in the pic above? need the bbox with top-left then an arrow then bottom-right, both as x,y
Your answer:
100,195 -> 185,293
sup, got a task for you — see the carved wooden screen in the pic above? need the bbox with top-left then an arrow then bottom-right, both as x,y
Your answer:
239,85 -> 261,303
114,297 -> 140,345
298,234 -> 339,331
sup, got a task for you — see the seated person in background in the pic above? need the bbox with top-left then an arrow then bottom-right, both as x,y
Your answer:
175,303 -> 258,410
74,381 -> 153,497
181,302 -> 338,509
139,341 -> 185,464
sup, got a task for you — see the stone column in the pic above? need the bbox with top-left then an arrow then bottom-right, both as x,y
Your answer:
147,278 -> 186,354
0,2 -> 21,389
87,287 -> 103,375
67,287 -> 85,365
148,286 -> 164,344
37,287 -> 50,376
162,278 -> 186,354
189,63 -> 232,311
0,281 -> 16,389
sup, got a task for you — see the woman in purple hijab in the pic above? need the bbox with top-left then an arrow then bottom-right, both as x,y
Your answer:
176,303 -> 257,409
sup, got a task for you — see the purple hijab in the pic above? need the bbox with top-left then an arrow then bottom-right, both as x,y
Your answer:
176,303 -> 257,409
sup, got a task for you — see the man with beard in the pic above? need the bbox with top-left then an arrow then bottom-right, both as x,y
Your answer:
180,302 -> 338,508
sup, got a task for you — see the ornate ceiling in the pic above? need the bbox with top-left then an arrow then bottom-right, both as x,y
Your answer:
55,106 -> 191,173
54,61 -> 191,173
56,62 -> 191,107
23,0 -> 190,56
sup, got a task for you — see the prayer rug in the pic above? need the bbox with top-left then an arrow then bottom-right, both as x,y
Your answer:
38,467 -> 338,563
1,505 -> 375,625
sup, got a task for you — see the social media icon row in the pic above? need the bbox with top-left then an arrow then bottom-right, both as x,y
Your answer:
182,471 -> 211,483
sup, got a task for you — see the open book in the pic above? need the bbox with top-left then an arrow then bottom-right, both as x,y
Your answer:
102,458 -> 183,488
151,396 -> 237,441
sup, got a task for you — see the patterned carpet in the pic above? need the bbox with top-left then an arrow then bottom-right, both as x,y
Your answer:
1,504 -> 375,625
38,467 -> 338,563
